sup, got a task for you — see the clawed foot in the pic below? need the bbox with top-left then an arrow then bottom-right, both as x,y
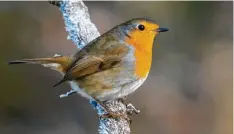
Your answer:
93,98 -> 131,123
94,98 -> 140,124
118,97 -> 140,116
99,112 -> 132,124
118,97 -> 127,105
126,103 -> 140,115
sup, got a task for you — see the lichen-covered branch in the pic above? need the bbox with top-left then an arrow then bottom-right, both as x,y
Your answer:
49,0 -> 139,134
90,100 -> 131,134
50,0 -> 100,49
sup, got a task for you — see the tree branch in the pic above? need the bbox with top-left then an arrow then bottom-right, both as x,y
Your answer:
49,1 -> 139,133
50,0 -> 100,49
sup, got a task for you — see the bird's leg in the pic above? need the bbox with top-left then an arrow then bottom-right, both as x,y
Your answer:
93,98 -> 131,122
118,97 -> 140,115
126,103 -> 140,115
118,96 -> 128,105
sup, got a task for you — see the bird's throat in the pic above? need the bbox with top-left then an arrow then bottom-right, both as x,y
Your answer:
125,38 -> 153,78
134,50 -> 152,78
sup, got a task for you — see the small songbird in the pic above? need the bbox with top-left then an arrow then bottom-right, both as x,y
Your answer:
9,18 -> 168,117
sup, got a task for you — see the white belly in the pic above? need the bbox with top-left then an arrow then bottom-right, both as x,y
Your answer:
67,78 -> 146,101
96,78 -> 147,101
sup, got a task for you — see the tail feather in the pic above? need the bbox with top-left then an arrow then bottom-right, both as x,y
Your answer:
8,56 -> 72,74
8,58 -> 54,65
53,78 -> 67,87
8,60 -> 31,64
9,56 -> 73,87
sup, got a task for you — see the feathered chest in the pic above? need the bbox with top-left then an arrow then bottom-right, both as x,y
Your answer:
122,44 -> 152,78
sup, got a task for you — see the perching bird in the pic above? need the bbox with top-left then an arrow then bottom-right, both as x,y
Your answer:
9,18 -> 168,117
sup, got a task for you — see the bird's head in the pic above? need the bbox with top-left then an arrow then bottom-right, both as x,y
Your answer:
116,18 -> 169,52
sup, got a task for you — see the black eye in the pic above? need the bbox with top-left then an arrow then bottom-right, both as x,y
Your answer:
138,24 -> 145,31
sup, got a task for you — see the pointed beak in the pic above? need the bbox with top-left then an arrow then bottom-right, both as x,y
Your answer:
156,28 -> 169,32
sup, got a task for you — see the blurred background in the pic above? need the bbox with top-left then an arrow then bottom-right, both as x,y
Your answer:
0,1 -> 232,134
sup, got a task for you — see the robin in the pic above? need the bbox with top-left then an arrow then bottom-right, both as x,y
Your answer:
9,18 -> 168,118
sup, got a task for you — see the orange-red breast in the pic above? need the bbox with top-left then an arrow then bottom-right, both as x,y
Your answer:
9,18 -> 168,101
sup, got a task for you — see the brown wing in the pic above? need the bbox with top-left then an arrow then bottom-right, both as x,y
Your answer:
53,39 -> 129,87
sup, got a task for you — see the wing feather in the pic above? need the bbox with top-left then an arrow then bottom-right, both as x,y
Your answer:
53,38 -> 129,87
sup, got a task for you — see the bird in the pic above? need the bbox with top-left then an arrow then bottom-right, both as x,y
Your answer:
8,18 -> 168,118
